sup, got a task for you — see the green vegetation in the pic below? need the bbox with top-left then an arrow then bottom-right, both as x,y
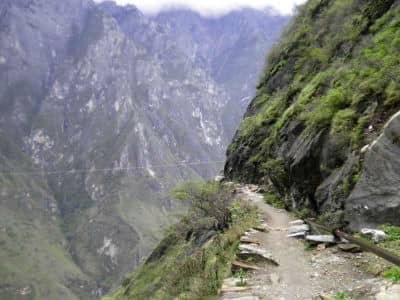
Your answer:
384,267 -> 400,283
106,182 -> 258,300
381,225 -> 400,242
263,192 -> 285,209
335,291 -> 353,300
227,0 -> 400,213
234,269 -> 248,287
359,225 -> 400,282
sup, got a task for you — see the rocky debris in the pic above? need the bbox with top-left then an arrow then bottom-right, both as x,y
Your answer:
306,235 -> 336,244
238,244 -> 279,266
338,243 -> 362,253
288,224 -> 310,234
289,219 -> 305,226
360,228 -> 387,243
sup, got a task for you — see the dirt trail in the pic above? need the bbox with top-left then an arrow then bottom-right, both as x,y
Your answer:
221,186 -> 384,300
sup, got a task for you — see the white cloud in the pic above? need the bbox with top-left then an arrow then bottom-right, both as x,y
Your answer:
96,0 -> 307,16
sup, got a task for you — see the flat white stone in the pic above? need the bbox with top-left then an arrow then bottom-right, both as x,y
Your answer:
306,235 -> 336,244
288,224 -> 310,234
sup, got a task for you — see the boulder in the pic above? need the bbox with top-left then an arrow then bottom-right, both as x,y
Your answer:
346,110 -> 400,230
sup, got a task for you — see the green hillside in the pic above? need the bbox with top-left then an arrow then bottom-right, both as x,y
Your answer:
225,0 -> 400,228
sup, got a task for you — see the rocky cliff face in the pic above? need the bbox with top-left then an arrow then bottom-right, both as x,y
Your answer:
0,1 -> 287,299
154,9 -> 289,138
225,0 -> 400,230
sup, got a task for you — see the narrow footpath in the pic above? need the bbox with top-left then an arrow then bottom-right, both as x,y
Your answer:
220,185 -> 396,300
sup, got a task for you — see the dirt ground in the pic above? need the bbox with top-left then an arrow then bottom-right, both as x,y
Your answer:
221,186 -> 391,300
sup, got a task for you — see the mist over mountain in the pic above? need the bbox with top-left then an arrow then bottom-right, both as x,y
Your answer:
0,0 -> 287,298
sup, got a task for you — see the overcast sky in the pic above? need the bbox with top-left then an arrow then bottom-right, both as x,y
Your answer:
97,0 -> 307,16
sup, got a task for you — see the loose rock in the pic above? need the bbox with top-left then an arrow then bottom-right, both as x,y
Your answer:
338,244 -> 362,253
238,244 -> 279,265
288,224 -> 310,234
306,235 -> 336,244
360,228 -> 387,243
289,219 -> 305,226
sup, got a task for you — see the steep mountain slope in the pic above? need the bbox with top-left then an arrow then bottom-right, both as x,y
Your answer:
225,0 -> 400,229
154,9 -> 289,138
0,1 -> 288,299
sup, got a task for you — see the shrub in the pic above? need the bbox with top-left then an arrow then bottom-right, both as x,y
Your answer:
173,181 -> 234,232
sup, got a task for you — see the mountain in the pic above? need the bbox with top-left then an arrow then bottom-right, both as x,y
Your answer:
0,1 -> 287,299
153,8 -> 289,138
225,0 -> 400,229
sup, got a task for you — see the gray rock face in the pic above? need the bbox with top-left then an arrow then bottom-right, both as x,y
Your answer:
346,110 -> 400,230
153,8 -> 289,139
0,0 -> 288,298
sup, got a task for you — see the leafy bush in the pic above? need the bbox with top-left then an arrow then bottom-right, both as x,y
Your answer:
173,181 -> 234,232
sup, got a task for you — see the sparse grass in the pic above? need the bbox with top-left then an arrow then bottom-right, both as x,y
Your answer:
383,267 -> 400,283
263,192 -> 285,209
234,269 -> 248,287
335,291 -> 352,300
107,182 -> 259,300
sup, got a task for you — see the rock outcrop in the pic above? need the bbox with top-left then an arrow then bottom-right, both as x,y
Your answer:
225,0 -> 400,229
346,111 -> 400,229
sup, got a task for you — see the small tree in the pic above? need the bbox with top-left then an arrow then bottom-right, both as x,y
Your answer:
173,181 -> 234,235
